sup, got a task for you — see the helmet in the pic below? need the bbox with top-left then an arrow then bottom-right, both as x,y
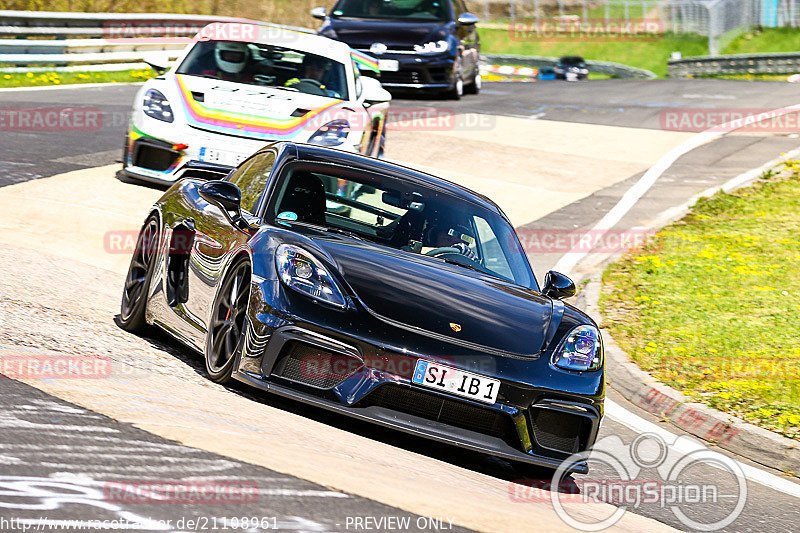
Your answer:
214,42 -> 249,74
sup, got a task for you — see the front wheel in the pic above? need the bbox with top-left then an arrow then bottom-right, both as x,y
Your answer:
445,58 -> 464,100
205,259 -> 251,383
119,215 -> 159,332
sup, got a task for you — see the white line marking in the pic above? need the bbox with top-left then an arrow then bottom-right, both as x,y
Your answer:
606,400 -> 800,498
553,103 -> 800,275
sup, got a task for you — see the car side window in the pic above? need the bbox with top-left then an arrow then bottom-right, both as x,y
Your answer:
227,151 -> 276,214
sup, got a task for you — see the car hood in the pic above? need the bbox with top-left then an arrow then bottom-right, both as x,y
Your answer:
323,19 -> 448,49
313,236 -> 553,357
169,74 -> 349,141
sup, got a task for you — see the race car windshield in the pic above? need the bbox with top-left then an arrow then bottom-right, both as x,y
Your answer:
331,0 -> 449,20
266,163 -> 535,288
176,41 -> 349,100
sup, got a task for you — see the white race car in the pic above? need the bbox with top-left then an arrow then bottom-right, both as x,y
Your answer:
122,22 -> 391,185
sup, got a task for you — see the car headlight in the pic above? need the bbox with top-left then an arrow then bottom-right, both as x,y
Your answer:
552,325 -> 603,372
413,40 -> 449,54
275,244 -> 347,308
143,89 -> 174,123
308,119 -> 350,147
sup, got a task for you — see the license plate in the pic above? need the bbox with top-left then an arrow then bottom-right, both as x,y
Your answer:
378,59 -> 399,72
412,360 -> 500,405
198,147 -> 247,167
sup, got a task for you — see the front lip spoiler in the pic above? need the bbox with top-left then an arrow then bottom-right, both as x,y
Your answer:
381,82 -> 452,89
119,167 -> 178,187
232,369 -> 589,474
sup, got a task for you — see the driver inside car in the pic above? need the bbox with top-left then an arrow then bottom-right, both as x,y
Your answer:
285,54 -> 337,96
422,216 -> 478,260
202,42 -> 255,82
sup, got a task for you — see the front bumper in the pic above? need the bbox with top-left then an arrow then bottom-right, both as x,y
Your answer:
232,278 -> 604,472
361,51 -> 456,90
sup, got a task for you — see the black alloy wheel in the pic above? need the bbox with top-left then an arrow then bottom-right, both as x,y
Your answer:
119,216 -> 159,331
205,259 -> 251,383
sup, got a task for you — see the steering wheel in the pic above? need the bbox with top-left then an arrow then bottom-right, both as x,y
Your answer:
298,78 -> 324,87
425,246 -> 461,257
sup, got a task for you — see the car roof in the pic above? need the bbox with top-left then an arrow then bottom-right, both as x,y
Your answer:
272,142 -> 503,215
194,23 -> 353,63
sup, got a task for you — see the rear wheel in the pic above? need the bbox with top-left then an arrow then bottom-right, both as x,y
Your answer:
119,216 -> 159,332
464,68 -> 481,95
205,259 -> 251,383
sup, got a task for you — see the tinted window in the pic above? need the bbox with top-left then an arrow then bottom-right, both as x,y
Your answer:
177,41 -> 349,100
266,164 -> 534,288
228,151 -> 276,214
332,0 -> 449,20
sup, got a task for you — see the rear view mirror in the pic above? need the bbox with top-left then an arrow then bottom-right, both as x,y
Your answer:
360,76 -> 392,106
542,270 -> 576,300
199,180 -> 241,214
382,191 -> 424,211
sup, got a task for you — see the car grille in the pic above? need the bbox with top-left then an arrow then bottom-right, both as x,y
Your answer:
358,385 -> 520,448
272,342 -> 361,390
132,140 -> 178,172
529,406 -> 591,454
371,69 -> 422,85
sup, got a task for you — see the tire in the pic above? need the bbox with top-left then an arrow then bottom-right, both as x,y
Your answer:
119,215 -> 159,332
464,68 -> 481,95
205,258 -> 251,384
445,58 -> 464,100
377,130 -> 386,159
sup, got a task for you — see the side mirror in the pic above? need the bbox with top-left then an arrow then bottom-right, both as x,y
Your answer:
457,13 -> 479,25
542,270 -> 576,300
143,52 -> 172,75
199,180 -> 241,214
310,6 -> 327,19
360,76 -> 392,105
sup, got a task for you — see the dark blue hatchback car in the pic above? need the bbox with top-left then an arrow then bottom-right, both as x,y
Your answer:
311,0 -> 481,98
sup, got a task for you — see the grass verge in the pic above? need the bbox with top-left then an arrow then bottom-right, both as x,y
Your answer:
0,69 -> 157,88
600,162 -> 800,441
480,26 -> 800,79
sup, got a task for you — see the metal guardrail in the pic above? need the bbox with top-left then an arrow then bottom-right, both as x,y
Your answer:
0,10 -> 311,69
484,53 -> 657,79
668,52 -> 800,77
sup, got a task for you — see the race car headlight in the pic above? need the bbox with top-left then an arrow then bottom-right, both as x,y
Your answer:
552,325 -> 603,372
143,89 -> 174,123
275,244 -> 347,308
308,119 -> 350,147
413,40 -> 449,54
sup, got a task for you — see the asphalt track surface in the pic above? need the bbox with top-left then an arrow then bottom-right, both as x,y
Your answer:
1,80 -> 800,532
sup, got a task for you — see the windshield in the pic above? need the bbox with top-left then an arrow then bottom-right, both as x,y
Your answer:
266,163 -> 535,288
332,0 -> 450,20
176,41 -> 349,100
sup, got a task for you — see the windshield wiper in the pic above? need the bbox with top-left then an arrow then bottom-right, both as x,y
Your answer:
322,226 -> 364,241
439,256 -> 484,273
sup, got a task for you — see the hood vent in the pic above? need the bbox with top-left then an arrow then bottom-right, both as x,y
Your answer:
191,91 -> 204,102
291,108 -> 311,117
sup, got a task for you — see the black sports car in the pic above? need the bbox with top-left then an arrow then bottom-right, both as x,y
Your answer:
120,142 -> 604,472
312,0 -> 481,98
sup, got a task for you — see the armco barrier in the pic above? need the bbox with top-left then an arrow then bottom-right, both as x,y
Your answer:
0,10 -> 311,69
483,53 -> 657,79
668,52 -> 800,77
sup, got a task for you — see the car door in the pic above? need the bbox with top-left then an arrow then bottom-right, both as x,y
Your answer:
352,61 -> 388,158
179,150 -> 277,341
